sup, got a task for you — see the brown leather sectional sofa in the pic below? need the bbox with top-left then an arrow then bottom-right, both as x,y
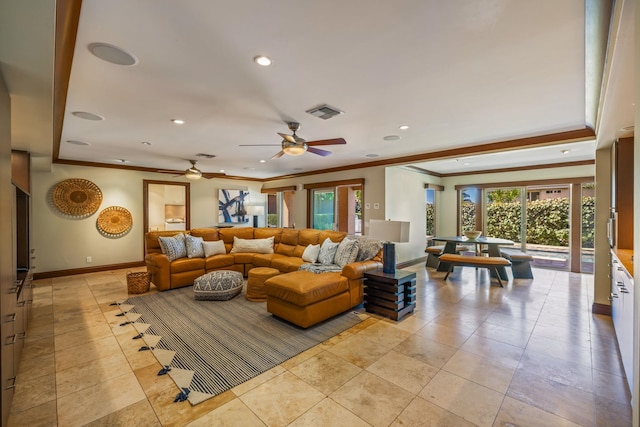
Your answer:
144,227 -> 383,327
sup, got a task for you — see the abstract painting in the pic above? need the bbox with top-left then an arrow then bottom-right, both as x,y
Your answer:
218,189 -> 249,224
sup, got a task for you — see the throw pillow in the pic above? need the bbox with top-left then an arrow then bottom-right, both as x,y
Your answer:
158,233 -> 187,262
298,263 -> 343,274
355,238 -> 384,261
202,240 -> 226,257
317,238 -> 339,265
185,235 -> 205,258
302,244 -> 321,263
230,236 -> 274,254
334,238 -> 359,267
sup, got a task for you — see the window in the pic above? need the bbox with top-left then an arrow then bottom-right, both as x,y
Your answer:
306,179 -> 364,233
262,186 -> 295,228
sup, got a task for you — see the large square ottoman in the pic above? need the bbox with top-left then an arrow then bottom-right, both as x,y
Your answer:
193,270 -> 243,301
264,271 -> 350,328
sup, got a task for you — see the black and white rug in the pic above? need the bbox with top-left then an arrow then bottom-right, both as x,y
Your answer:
119,285 -> 363,405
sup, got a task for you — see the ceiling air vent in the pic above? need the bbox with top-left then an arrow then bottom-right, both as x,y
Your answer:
306,104 -> 344,120
196,153 -> 216,159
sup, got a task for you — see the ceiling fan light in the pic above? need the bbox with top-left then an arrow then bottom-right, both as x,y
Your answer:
185,168 -> 202,179
283,145 -> 306,156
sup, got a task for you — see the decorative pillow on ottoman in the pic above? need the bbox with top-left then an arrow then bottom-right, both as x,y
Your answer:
193,270 -> 243,301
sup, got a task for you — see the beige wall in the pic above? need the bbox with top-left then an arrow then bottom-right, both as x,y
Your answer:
31,164 -> 264,273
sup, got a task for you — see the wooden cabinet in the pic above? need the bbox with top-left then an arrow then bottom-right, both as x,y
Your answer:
2,151 -> 33,426
612,137 -> 633,249
610,250 -> 634,397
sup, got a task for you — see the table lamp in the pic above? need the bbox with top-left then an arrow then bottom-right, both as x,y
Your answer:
369,219 -> 410,274
246,205 -> 265,228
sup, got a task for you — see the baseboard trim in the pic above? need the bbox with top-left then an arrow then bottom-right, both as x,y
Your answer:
397,256 -> 426,268
591,302 -> 612,316
33,261 -> 145,280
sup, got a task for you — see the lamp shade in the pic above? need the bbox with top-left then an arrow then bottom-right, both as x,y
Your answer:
246,205 -> 265,216
368,219 -> 410,243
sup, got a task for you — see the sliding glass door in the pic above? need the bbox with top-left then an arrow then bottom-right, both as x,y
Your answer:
311,188 -> 335,230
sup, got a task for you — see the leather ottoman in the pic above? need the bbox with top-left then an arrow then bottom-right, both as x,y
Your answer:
246,267 -> 280,301
264,270 -> 350,328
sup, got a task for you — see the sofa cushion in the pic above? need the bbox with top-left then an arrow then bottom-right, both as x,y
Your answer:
170,257 -> 205,273
302,244 -> 321,263
205,254 -> 235,270
219,227 -> 254,253
230,236 -> 274,254
265,271 -> 347,306
190,228 -> 219,241
252,253 -> 282,267
334,238 -> 359,267
159,233 -> 187,261
271,256 -> 306,273
318,238 -> 339,265
185,235 -> 205,258
232,252 -> 255,264
202,240 -> 226,257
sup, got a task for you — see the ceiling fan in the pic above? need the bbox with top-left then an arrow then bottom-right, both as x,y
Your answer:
240,122 -> 347,159
157,160 -> 224,180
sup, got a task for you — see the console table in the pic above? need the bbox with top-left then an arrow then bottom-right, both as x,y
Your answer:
364,269 -> 416,321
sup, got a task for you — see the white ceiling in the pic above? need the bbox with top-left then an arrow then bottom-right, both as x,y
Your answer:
1,1 -> 634,180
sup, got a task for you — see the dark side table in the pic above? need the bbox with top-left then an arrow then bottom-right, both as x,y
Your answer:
363,269 -> 416,321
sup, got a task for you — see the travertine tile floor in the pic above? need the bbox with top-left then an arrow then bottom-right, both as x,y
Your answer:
8,264 -> 632,426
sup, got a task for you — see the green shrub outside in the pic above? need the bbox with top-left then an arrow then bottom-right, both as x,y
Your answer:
458,196 -> 594,247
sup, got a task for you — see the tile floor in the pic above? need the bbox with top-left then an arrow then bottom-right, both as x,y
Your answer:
8,264 -> 633,427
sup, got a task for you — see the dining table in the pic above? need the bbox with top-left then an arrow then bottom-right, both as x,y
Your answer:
431,236 -> 515,280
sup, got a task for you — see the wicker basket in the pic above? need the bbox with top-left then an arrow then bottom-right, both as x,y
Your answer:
127,271 -> 150,294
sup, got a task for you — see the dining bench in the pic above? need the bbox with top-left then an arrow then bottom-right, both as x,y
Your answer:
439,253 -> 511,287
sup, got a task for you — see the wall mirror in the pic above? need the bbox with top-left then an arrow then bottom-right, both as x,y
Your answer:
143,179 -> 191,237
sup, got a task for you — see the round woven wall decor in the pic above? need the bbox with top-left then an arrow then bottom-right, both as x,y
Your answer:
96,206 -> 133,237
51,178 -> 103,217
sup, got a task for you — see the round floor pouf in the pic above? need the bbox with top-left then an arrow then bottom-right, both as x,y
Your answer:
193,270 -> 244,301
246,267 -> 280,302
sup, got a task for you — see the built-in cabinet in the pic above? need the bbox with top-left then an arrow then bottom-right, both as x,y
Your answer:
609,136 -> 634,400
1,151 -> 34,425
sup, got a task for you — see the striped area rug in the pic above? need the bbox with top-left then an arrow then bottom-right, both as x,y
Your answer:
120,285 -> 362,405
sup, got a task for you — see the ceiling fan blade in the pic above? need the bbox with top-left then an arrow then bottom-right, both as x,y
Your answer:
306,137 -> 347,146
157,169 -> 184,174
307,146 -> 332,157
271,151 -> 285,159
278,133 -> 296,143
202,172 -> 226,179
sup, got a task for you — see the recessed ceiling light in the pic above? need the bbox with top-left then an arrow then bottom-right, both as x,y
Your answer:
219,169 -> 225,173
365,154 -> 380,158
562,149 -> 570,154
171,119 -> 185,125
88,42 -> 137,66
259,159 -> 266,163
72,111 -> 104,121
254,55 -> 272,66
463,162 -> 470,166
383,135 -> 400,141
399,125 -> 409,130
141,141 -> 152,146
66,140 -> 90,146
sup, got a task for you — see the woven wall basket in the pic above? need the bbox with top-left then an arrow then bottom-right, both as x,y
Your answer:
51,178 -> 103,217
97,206 -> 133,237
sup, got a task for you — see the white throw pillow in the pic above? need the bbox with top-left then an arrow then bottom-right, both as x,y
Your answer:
202,240 -> 226,257
230,236 -> 274,254
301,244 -> 321,263
317,238 -> 339,265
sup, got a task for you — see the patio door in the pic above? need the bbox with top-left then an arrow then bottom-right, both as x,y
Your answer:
311,188 -> 336,230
